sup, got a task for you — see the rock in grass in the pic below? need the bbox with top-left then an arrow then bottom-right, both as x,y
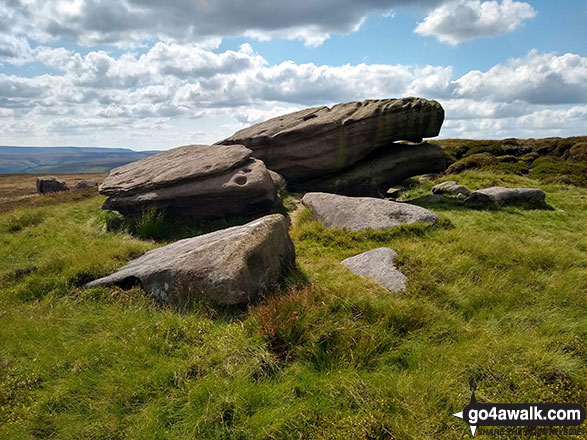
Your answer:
432,180 -> 470,197
341,248 -> 406,292
217,98 -> 444,184
302,192 -> 437,231
84,214 -> 295,306
464,186 -> 549,209
73,180 -> 98,190
99,144 -> 277,219
36,176 -> 69,194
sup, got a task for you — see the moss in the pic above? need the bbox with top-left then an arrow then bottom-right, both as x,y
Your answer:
530,157 -> 587,186
445,153 -> 498,174
568,142 -> 587,162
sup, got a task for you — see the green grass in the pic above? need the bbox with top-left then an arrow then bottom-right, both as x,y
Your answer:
1,171 -> 586,439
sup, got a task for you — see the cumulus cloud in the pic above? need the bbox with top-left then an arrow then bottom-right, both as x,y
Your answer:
1,43 -> 587,147
455,50 -> 587,104
0,35 -> 33,64
415,0 -> 536,45
2,0 -> 443,48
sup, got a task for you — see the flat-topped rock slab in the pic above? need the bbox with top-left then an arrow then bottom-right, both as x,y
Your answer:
301,192 -> 437,231
465,186 -> 549,209
342,248 -> 406,292
218,97 -> 444,184
99,144 -> 278,218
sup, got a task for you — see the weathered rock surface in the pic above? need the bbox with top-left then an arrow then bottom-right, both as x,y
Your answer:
341,248 -> 406,292
217,98 -> 445,184
73,180 -> 98,190
464,186 -> 549,209
99,144 -> 277,218
268,169 -> 287,190
292,142 -> 446,197
84,214 -> 295,306
432,180 -> 470,197
302,192 -> 437,231
36,176 -> 69,194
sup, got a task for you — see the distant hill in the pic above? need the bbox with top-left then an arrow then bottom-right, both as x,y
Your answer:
0,146 -> 161,174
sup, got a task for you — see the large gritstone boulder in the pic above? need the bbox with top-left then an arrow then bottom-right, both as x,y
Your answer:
292,142 -> 446,197
217,97 -> 445,184
99,144 -> 278,218
36,176 -> 69,194
84,214 -> 295,306
302,192 -> 437,231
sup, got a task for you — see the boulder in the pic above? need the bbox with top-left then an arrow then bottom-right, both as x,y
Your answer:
302,192 -> 437,231
341,248 -> 406,292
217,97 -> 444,184
99,144 -> 278,218
36,176 -> 69,194
432,180 -> 470,197
291,142 -> 446,197
464,186 -> 549,209
73,180 -> 98,190
268,169 -> 287,190
84,214 -> 295,306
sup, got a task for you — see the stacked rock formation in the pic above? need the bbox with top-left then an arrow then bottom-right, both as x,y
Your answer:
218,97 -> 446,196
91,96 -> 449,305
99,144 -> 277,219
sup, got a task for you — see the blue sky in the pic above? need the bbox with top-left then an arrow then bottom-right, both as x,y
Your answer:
0,0 -> 586,150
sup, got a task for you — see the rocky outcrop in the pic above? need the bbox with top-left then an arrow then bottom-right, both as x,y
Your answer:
292,142 -> 446,197
84,214 -> 295,306
302,192 -> 437,231
36,176 -> 69,194
341,248 -> 406,292
217,98 -> 445,185
432,181 -> 470,198
99,144 -> 278,218
464,186 -> 549,209
73,180 -> 98,191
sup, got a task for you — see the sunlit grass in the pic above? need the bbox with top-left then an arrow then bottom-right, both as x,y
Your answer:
1,171 -> 586,439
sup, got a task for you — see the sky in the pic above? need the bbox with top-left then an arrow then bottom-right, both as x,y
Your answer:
0,0 -> 586,150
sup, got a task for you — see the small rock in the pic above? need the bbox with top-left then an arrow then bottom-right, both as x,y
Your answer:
465,186 -> 549,209
73,180 -> 98,190
432,180 -> 470,197
386,187 -> 404,198
84,214 -> 295,306
302,192 -> 437,231
407,194 -> 457,206
341,248 -> 406,292
36,176 -> 69,194
417,174 -> 441,181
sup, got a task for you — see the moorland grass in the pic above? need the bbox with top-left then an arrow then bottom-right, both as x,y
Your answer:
0,171 -> 586,439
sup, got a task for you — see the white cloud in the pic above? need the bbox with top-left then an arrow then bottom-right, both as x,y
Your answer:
455,50 -> 587,104
1,0 -> 443,48
415,0 -> 536,45
0,35 -> 33,64
2,44 -> 587,147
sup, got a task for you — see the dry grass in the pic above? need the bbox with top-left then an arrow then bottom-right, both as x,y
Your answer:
0,173 -> 106,214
